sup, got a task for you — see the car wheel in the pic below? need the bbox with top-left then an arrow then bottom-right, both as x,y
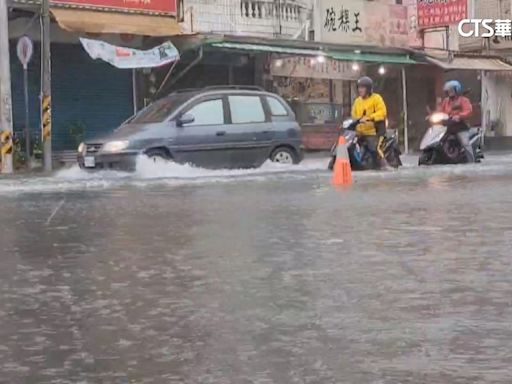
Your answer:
145,149 -> 171,165
270,147 -> 298,164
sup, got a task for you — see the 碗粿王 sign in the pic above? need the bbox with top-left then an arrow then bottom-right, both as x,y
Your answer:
51,0 -> 177,15
315,0 -> 410,48
316,0 -> 365,45
417,0 -> 467,29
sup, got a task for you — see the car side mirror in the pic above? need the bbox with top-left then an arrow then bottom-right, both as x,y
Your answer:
177,113 -> 194,127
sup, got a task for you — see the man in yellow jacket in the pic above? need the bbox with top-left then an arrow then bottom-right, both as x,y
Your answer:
351,76 -> 388,167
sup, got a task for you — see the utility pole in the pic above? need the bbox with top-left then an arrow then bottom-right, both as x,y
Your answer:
41,0 -> 52,171
0,0 -> 14,174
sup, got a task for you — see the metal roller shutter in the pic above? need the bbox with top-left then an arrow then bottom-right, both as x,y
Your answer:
10,42 -> 133,151
52,43 -> 133,150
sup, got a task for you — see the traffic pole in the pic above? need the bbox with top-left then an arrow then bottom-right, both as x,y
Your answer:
41,0 -> 52,171
0,0 -> 14,174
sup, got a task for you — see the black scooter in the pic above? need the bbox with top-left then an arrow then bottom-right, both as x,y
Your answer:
328,118 -> 402,171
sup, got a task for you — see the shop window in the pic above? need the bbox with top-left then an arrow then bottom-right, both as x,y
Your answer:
185,99 -> 224,126
229,96 -> 266,123
267,97 -> 288,116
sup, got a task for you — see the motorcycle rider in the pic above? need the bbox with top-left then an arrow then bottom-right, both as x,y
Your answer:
439,80 -> 475,163
351,76 -> 388,168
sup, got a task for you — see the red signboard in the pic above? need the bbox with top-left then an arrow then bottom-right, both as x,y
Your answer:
51,0 -> 177,15
417,0 -> 467,29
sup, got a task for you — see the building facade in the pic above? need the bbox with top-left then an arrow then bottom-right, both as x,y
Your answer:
182,0 -> 313,38
457,0 -> 512,146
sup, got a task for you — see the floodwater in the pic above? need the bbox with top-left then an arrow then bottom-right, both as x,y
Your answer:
1,154 -> 512,383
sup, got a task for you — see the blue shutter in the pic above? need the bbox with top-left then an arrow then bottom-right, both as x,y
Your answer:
10,42 -> 133,151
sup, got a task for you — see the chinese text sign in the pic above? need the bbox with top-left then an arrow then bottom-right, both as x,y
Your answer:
318,0 -> 365,45
51,0 -> 177,15
417,0 -> 467,29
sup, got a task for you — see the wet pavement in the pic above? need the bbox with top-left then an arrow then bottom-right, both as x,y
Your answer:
1,154 -> 512,383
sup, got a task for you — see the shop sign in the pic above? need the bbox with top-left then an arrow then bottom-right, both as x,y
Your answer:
365,3 -> 409,47
405,0 -> 422,47
270,55 -> 359,80
316,0 -> 365,45
315,0 -> 410,47
417,0 -> 467,29
51,0 -> 177,15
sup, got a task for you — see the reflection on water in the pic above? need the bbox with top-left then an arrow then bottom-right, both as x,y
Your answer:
0,155 -> 512,382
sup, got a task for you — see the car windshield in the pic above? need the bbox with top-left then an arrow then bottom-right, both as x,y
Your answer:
130,94 -> 191,124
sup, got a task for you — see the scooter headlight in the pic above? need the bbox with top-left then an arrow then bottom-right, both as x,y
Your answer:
342,119 -> 354,129
429,112 -> 449,125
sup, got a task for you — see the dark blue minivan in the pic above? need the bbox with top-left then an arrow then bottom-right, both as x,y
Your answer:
77,86 -> 303,170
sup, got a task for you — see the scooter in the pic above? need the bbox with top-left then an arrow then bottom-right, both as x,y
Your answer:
328,118 -> 402,171
418,112 -> 484,166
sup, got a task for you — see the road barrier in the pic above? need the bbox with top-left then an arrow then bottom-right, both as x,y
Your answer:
331,135 -> 353,186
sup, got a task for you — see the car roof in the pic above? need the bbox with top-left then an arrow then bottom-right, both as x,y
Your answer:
169,86 -> 281,99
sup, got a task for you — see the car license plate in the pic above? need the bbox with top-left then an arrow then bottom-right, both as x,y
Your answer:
84,156 -> 95,168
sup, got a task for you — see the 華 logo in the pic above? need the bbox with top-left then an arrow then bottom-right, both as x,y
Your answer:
458,19 -> 512,38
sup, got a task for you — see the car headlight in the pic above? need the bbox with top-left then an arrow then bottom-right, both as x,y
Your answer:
77,142 -> 85,154
102,141 -> 129,153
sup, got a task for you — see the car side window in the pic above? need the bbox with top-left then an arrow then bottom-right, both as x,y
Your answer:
184,99 -> 224,126
266,96 -> 288,116
228,95 -> 266,124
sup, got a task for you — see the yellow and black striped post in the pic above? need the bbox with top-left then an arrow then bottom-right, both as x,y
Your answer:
41,92 -> 52,171
42,95 -> 51,142
0,130 -> 13,172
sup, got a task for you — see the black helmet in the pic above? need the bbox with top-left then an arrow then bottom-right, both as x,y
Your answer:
357,76 -> 373,93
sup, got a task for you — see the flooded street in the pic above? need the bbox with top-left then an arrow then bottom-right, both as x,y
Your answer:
1,154 -> 512,383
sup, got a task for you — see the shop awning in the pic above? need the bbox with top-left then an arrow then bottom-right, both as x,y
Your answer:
329,51 -> 417,64
426,55 -> 512,71
210,42 -> 327,57
210,42 -> 418,65
51,8 -> 181,36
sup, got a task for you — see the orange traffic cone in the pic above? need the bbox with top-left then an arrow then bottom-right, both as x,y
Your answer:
331,135 -> 353,186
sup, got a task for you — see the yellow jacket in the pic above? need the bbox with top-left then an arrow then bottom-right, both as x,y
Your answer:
351,93 -> 387,136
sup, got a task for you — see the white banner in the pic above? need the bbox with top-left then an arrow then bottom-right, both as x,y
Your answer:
79,38 -> 179,69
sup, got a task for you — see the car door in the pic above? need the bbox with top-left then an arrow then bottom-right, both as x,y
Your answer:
172,96 -> 229,168
224,94 -> 274,167
264,94 -> 300,145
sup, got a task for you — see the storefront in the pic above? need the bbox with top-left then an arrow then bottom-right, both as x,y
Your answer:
194,37 -> 419,151
424,53 -> 512,150
8,0 -> 181,153
268,55 -> 357,150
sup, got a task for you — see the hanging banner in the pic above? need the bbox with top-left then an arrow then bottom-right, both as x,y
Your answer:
80,38 -> 179,69
417,0 -> 467,29
51,0 -> 177,15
